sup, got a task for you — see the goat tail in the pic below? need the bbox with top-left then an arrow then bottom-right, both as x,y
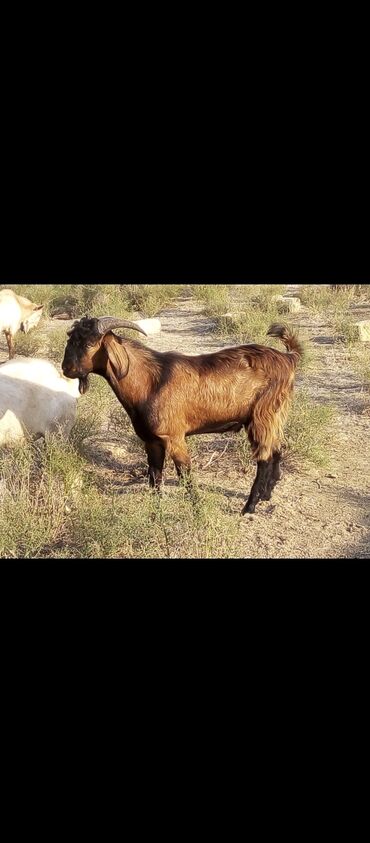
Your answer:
267,323 -> 303,363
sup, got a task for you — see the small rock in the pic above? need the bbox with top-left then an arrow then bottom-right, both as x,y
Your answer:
354,321 -> 370,342
53,311 -> 73,321
277,297 -> 302,314
134,318 -> 161,335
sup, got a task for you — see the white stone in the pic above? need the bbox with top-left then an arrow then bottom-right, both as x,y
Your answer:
354,321 -> 370,342
277,297 -> 301,314
220,312 -> 247,329
134,318 -> 161,335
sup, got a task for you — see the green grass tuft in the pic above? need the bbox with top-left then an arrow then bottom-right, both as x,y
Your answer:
192,284 -> 288,344
284,391 -> 334,468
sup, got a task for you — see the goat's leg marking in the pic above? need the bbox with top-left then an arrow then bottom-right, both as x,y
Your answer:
145,442 -> 166,491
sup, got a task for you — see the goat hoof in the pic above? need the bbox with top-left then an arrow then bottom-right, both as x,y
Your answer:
260,490 -> 272,501
242,503 -> 255,515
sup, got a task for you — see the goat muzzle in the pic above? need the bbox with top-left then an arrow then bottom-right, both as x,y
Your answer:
97,317 -> 148,337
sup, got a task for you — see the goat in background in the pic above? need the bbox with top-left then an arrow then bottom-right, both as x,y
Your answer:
62,317 -> 303,515
0,357 -> 80,444
0,289 -> 43,359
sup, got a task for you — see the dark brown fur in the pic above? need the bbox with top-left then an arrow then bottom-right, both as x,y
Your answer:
62,319 -> 303,514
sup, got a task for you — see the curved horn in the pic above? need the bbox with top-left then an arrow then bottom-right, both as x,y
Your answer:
97,317 -> 148,337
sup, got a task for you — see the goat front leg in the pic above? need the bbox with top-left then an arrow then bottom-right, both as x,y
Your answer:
145,441 -> 166,492
170,440 -> 192,486
242,459 -> 272,515
5,331 -> 14,359
171,439 -> 202,519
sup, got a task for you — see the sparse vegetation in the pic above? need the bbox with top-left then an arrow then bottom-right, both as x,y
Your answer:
192,284 -> 287,343
0,283 -> 182,322
331,315 -> 360,347
14,323 -> 70,364
346,344 -> 370,388
284,392 -> 334,468
0,433 -> 241,559
300,284 -> 358,318
121,284 -> 182,316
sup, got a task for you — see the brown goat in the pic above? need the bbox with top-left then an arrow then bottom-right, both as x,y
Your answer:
62,317 -> 303,514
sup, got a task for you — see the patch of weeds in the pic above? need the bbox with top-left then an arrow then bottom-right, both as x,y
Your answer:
192,284 -> 289,344
0,429 -> 243,559
192,284 -> 230,316
284,391 -> 334,468
121,284 -> 182,316
332,315 -> 360,346
0,438 -> 68,558
148,485 -> 241,559
43,433 -> 88,496
14,324 -> 69,364
347,345 -> 370,390
300,285 -> 356,317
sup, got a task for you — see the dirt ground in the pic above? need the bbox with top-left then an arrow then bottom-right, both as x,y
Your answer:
1,284 -> 369,559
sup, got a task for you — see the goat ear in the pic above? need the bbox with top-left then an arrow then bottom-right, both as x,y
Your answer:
103,334 -> 129,380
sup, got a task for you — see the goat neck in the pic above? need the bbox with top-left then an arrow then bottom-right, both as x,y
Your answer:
103,336 -> 157,412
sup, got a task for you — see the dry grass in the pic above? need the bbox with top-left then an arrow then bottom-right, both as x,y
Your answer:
192,284 -> 288,344
0,283 -> 182,321
0,432 -> 242,559
299,285 -> 357,315
121,284 -> 182,316
301,286 -> 370,392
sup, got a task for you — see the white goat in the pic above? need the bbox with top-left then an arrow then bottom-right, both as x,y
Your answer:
0,289 -> 44,359
0,357 -> 80,445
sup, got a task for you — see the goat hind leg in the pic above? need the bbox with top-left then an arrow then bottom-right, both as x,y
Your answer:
260,450 -> 283,501
242,460 -> 271,515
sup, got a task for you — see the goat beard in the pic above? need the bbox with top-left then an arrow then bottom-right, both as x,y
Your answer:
79,376 -> 90,395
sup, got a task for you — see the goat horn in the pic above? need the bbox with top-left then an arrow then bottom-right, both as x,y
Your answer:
97,317 -> 148,337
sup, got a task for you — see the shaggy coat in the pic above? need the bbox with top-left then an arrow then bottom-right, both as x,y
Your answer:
62,318 -> 303,514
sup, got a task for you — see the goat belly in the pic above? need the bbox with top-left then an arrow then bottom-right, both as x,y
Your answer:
189,420 -> 244,435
